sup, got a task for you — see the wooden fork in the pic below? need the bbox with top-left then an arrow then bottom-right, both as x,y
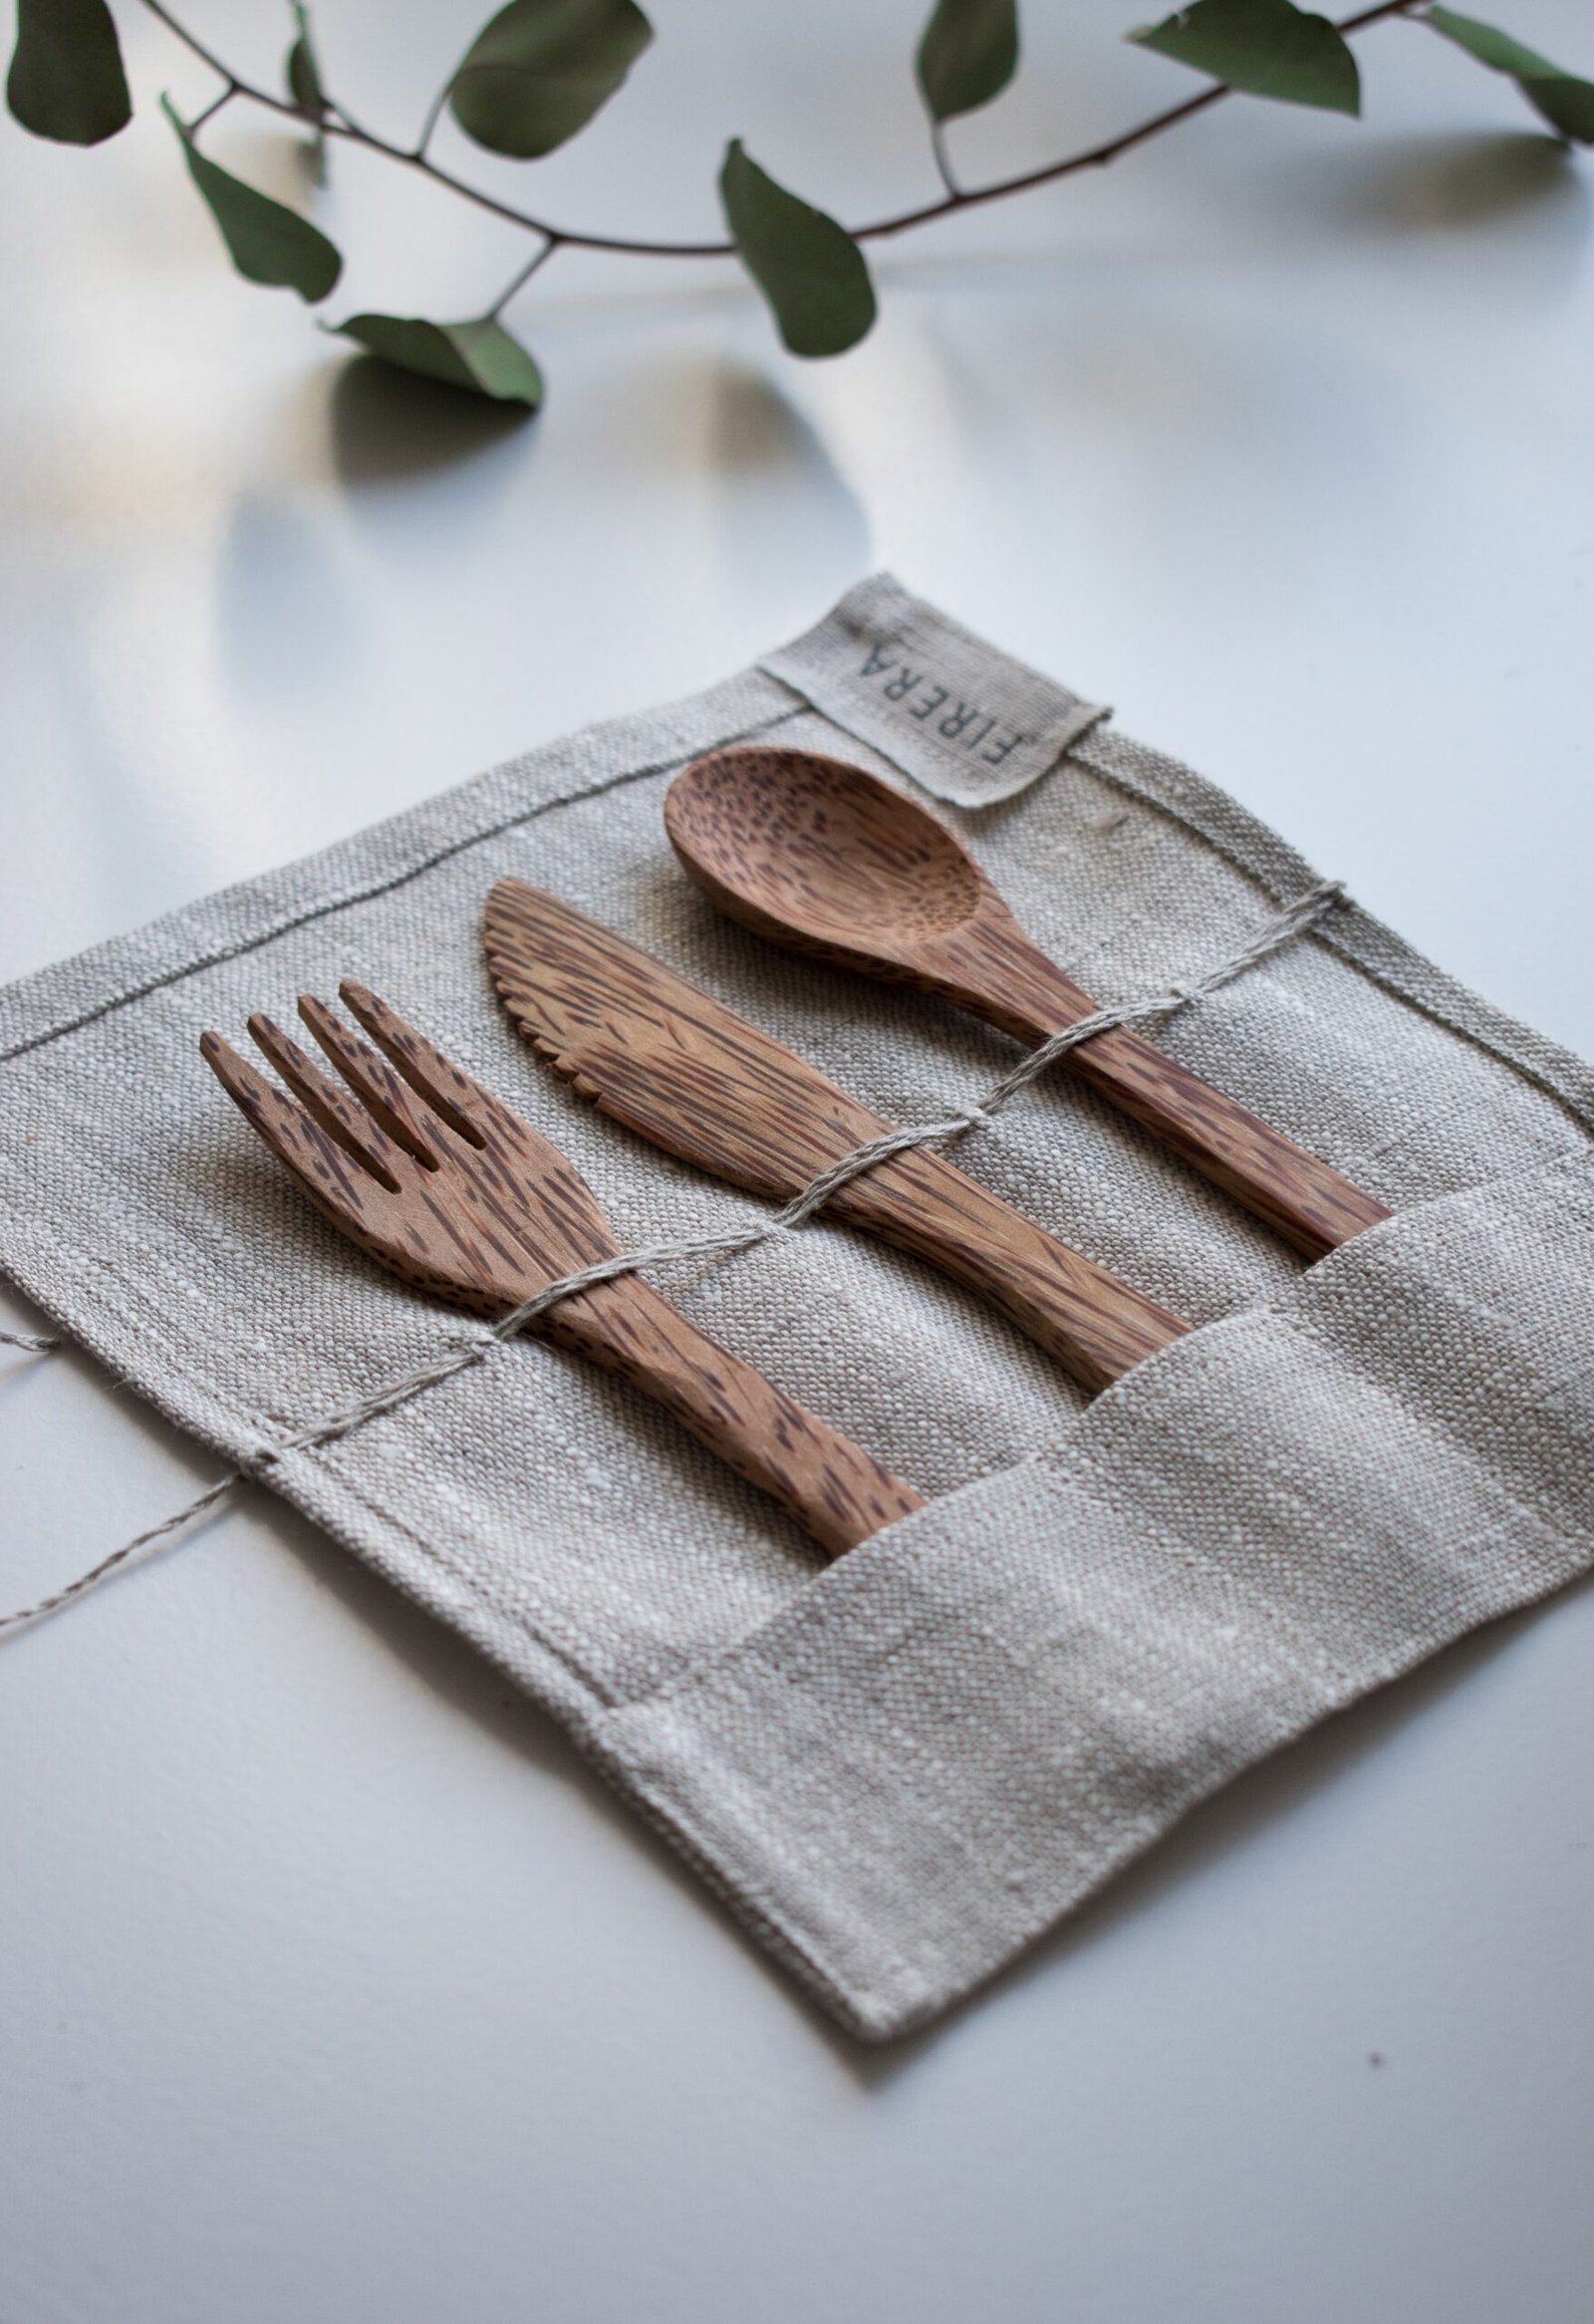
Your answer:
199,983 -> 926,1556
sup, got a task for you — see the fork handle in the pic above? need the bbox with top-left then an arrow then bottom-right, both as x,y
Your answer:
538,1273 -> 924,1557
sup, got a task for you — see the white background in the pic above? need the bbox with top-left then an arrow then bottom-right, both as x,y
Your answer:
3,3 -> 1592,2318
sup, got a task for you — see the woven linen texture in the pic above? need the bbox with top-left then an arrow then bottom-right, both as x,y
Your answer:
1,577 -> 1591,2039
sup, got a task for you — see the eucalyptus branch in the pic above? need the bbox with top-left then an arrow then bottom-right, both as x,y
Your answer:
868,0 -> 1426,240
10,0 -> 1589,405
133,0 -> 726,253
130,0 -> 1423,263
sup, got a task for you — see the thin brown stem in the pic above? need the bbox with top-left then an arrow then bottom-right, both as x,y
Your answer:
133,0 -> 1427,263
860,0 -> 1424,238
485,233 -> 561,318
413,75 -> 453,159
186,83 -> 236,136
929,119 -> 960,200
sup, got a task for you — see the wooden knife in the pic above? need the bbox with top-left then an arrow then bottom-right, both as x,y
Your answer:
483,881 -> 1191,1394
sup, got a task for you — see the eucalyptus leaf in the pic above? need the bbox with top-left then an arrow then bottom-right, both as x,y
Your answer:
916,0 -> 1019,124
286,1 -> 329,182
7,0 -> 131,144
286,2 -> 327,117
335,312 -> 545,404
1425,6 -> 1594,144
448,0 -> 652,158
719,139 -> 877,358
162,96 -> 342,302
1130,0 -> 1360,116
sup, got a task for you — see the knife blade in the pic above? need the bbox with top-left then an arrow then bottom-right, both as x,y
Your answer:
483,881 -> 1190,1392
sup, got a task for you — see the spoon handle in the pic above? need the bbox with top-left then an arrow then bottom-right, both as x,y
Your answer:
827,1144 -> 1192,1394
935,933 -> 1390,1261
1066,1025 -> 1389,1258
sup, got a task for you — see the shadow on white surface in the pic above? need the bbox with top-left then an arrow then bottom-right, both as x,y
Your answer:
216,495 -> 360,700
1343,129 -> 1587,235
327,352 -> 538,487
1278,128 -> 1590,279
247,1471 -> 860,2035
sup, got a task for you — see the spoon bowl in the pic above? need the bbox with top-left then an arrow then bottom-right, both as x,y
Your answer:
665,744 -> 1390,1260
664,746 -> 988,964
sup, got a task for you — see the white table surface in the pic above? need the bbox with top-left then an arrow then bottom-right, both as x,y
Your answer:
3,4 -> 1592,2318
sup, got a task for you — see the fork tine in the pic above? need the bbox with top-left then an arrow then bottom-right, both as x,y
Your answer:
199,1031 -> 389,1227
246,1014 -> 405,1192
297,995 -> 444,1168
337,982 -> 495,1150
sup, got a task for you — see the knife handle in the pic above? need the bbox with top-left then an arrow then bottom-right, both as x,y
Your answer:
828,1145 -> 1192,1395
542,1270 -> 925,1557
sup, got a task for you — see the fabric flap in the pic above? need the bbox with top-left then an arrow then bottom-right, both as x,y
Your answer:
593,1151 -> 1594,2039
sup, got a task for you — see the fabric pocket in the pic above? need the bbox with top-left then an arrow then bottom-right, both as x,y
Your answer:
586,1152 -> 1594,2038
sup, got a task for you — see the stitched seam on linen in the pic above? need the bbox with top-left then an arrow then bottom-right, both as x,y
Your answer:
1276,1294 -> 1594,1564
0,703 -> 809,1069
610,1597 -> 1254,2015
571,1715 -> 928,2038
627,1196 -> 1572,1728
1052,1167 -> 1594,1667
629,1351 -> 1354,1724
1266,1315 -> 1594,1576
1033,1452 -> 1359,1695
1048,848 -> 1240,1001
1042,1287 -> 1498,1694
587,1601 -> 993,2010
290,1444 -> 618,1702
702,1646 -> 1043,1916
1291,920 -> 1594,1141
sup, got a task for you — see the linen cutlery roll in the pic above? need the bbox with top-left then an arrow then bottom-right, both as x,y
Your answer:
2,572 -> 1592,2041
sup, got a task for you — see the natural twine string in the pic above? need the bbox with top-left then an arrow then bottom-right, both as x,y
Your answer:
0,880 -> 1344,1634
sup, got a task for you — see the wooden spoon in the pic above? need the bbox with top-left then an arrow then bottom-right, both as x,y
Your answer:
664,746 -> 1389,1261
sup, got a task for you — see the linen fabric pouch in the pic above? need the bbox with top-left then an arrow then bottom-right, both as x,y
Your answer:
2,575 -> 1591,2042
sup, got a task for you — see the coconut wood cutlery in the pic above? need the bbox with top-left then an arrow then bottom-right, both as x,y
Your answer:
664,746 -> 1389,1261
200,985 -> 924,1556
483,881 -> 1191,1394
200,742 -> 1385,1557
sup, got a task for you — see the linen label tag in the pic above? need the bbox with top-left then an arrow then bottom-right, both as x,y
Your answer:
759,572 -> 1110,809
